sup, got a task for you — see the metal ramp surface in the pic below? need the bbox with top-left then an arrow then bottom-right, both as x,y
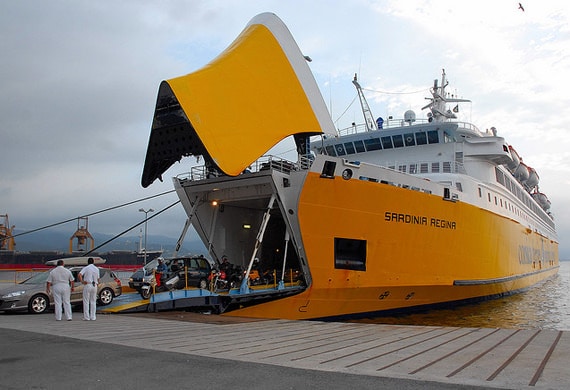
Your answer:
101,285 -> 304,314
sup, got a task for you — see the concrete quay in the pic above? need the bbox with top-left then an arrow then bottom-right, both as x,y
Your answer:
0,312 -> 567,389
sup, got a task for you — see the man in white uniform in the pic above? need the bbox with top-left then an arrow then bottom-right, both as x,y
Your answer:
79,257 -> 100,321
46,259 -> 74,321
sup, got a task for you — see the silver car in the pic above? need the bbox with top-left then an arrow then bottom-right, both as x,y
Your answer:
0,267 -> 122,314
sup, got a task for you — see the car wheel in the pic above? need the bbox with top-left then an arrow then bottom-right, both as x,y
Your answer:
198,279 -> 208,289
98,288 -> 114,306
28,294 -> 49,314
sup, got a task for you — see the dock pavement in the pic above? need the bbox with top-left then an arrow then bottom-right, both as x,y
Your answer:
0,311 -> 567,389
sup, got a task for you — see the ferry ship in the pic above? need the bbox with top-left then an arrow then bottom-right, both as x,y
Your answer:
141,13 -> 559,320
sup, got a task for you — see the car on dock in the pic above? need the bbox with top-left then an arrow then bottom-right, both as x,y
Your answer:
128,256 -> 212,297
0,267 -> 122,314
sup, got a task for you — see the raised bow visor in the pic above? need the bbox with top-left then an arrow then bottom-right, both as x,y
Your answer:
141,12 -> 336,187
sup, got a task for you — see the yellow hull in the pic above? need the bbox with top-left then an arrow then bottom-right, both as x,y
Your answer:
225,171 -> 559,320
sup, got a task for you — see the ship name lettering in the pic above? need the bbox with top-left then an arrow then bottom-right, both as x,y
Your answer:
430,218 -> 456,229
384,212 -> 428,226
384,212 -> 456,230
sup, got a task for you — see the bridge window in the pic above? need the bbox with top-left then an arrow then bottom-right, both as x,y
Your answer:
428,130 -> 439,144
334,237 -> 366,271
381,136 -> 393,149
364,138 -> 382,151
392,134 -> 404,148
325,145 -> 336,156
344,142 -> 355,154
415,131 -> 427,145
404,133 -> 415,146
354,140 -> 366,153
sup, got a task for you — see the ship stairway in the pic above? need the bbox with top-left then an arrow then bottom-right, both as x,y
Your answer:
100,283 -> 304,314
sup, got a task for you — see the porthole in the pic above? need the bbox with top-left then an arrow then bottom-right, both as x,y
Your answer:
342,169 -> 353,180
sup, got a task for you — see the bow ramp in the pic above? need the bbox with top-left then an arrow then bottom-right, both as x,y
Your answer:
141,12 -> 336,187
100,284 -> 304,314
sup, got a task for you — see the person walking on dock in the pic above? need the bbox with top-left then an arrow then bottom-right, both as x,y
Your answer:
46,259 -> 74,321
78,257 -> 100,321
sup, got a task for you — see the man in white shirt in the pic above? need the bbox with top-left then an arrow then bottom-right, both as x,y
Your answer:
46,259 -> 74,321
78,257 -> 100,321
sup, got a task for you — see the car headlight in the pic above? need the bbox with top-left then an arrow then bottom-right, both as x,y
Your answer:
2,290 -> 26,298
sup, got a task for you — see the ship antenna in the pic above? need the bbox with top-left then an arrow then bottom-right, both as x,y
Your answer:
421,68 -> 470,122
352,73 -> 378,132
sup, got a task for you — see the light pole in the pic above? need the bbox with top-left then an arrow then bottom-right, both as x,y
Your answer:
139,208 -> 154,265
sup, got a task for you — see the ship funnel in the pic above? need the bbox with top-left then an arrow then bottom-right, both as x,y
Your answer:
142,12 -> 336,187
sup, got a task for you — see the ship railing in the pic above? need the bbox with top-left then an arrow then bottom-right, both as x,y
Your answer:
179,155 -> 313,182
337,120 -> 481,137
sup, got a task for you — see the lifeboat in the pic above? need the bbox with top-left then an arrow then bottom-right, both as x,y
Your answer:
532,192 -> 551,211
526,166 -> 539,189
507,145 -> 520,172
514,162 -> 530,183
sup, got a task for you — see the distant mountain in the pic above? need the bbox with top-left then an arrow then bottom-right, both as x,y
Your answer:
9,229 -> 207,258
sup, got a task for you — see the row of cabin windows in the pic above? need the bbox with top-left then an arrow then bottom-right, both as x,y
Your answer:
494,167 -> 553,229
393,161 -> 453,175
323,130 -> 439,157
479,180 -> 554,230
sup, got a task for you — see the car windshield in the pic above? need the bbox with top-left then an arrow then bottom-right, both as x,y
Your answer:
20,272 -> 50,284
142,259 -> 160,274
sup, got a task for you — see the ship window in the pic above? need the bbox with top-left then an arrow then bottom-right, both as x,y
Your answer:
415,131 -> 427,145
455,152 -> 464,164
354,140 -> 366,153
344,142 -> 356,154
443,162 -> 452,173
325,145 -> 336,156
335,144 -> 346,156
431,162 -> 440,173
381,136 -> 393,149
321,160 -> 336,178
427,130 -> 439,144
456,182 -> 463,192
478,187 -> 482,197
392,134 -> 404,148
398,165 -> 407,173
488,193 -> 491,202
409,164 -> 417,174
364,138 -> 382,151
420,163 -> 428,173
334,237 -> 366,271
404,133 -> 415,146
495,167 -> 505,185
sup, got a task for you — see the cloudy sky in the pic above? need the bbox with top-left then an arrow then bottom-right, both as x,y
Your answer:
2,1 -> 570,257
